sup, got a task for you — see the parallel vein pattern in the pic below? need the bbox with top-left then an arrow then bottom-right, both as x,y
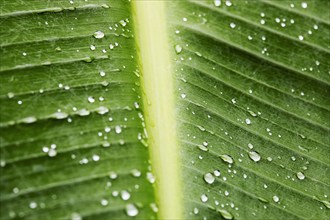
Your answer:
168,0 -> 330,219
0,1 -> 156,219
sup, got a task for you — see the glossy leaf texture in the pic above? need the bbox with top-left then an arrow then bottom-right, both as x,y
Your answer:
1,0 -> 330,220
168,0 -> 330,219
0,1 -> 156,219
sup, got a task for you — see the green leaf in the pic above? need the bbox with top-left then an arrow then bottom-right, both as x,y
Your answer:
1,0 -> 329,220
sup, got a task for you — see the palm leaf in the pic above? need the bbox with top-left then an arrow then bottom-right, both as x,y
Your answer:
1,0 -> 329,219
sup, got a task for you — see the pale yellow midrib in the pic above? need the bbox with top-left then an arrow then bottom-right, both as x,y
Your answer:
132,1 -> 182,219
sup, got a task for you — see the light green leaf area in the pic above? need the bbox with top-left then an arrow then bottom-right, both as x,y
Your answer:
0,1 -> 156,220
168,0 -> 330,219
1,0 -> 330,220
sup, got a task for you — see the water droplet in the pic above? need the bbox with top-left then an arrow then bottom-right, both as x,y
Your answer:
92,154 -> 100,161
204,173 -> 215,184
298,35 -> 304,41
214,170 -> 221,177
131,169 -> 141,177
225,0 -> 232,7
22,116 -> 37,124
248,151 -> 261,162
245,118 -> 251,125
229,22 -> 236,29
121,190 -> 131,200
214,0 -> 221,7
218,209 -> 233,219
99,70 -> 106,77
115,126 -> 122,134
90,45 -> 96,50
109,171 -> 118,179
88,96 -> 95,103
296,171 -> 305,180
125,204 -> 139,217
198,144 -> 208,152
96,106 -> 109,115
48,148 -> 57,157
301,2 -> 308,8
147,172 -> 156,183
51,112 -> 68,119
201,194 -> 208,202
180,93 -> 186,99
29,201 -> 37,209
101,199 -> 108,206
193,207 -> 199,214
77,109 -> 90,116
273,195 -> 280,203
175,45 -> 182,54
0,160 -> 6,167
321,200 -> 330,209
119,20 -> 127,27
248,143 -> 254,149
93,31 -> 105,39
71,213 -> 82,220
220,154 -> 234,164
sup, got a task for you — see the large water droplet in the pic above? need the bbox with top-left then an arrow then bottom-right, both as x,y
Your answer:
296,171 -> 305,180
203,173 -> 215,184
220,154 -> 234,164
93,31 -> 105,39
248,151 -> 261,162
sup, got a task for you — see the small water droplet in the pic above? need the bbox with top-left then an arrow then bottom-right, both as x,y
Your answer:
175,45 -> 182,54
273,195 -> 280,203
214,170 -> 221,177
214,0 -> 221,7
301,2 -> 308,8
22,116 -> 37,124
101,199 -> 108,206
71,213 -> 82,220
92,154 -> 100,161
218,209 -> 233,219
321,200 -> 330,209
245,118 -> 251,125
119,20 -> 127,27
93,31 -> 105,39
147,172 -> 156,183
193,207 -> 199,214
115,126 -> 122,134
131,169 -> 141,177
109,171 -> 118,179
29,201 -> 37,209
88,96 -> 95,103
229,22 -> 236,29
296,171 -> 305,180
48,148 -> 57,157
220,154 -> 234,164
248,151 -> 261,162
125,204 -> 139,217
201,194 -> 208,202
121,190 -> 131,200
